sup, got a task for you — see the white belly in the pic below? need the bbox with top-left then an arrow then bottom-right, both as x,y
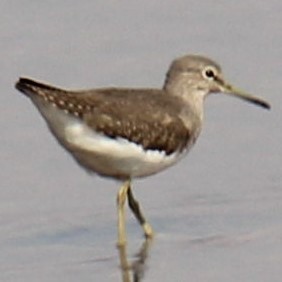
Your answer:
64,121 -> 186,178
32,98 -> 190,179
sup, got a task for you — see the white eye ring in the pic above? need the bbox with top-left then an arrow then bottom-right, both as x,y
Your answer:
202,66 -> 217,81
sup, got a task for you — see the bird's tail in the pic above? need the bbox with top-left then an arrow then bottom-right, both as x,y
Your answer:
15,77 -> 64,96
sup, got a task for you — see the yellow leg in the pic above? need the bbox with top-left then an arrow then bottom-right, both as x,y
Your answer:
117,243 -> 130,282
117,180 -> 130,246
127,186 -> 154,239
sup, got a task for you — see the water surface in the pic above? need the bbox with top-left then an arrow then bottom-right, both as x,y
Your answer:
1,1 -> 281,281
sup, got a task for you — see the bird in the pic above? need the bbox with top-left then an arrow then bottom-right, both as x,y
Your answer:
15,54 -> 270,246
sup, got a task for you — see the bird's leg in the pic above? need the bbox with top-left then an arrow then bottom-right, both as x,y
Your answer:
127,185 -> 154,239
117,180 -> 131,246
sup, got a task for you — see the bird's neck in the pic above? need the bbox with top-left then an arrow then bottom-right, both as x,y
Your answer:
164,81 -> 207,122
163,76 -> 208,145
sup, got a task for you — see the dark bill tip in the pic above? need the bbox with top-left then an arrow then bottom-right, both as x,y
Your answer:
224,84 -> 271,110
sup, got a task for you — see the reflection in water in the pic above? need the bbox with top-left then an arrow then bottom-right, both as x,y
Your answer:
117,239 -> 153,282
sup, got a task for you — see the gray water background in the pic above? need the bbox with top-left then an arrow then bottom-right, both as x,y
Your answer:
1,1 -> 281,281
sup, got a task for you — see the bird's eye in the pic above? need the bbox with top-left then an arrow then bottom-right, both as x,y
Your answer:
202,66 -> 217,80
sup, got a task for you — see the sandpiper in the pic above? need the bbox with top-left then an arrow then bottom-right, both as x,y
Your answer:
15,55 -> 270,245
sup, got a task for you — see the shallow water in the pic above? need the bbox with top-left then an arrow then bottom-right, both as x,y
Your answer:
1,1 -> 281,281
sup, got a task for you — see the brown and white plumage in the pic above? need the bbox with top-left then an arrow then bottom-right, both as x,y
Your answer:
15,55 -> 270,245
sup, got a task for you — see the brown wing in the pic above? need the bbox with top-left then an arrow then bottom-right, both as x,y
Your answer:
83,90 -> 191,155
15,78 -> 190,154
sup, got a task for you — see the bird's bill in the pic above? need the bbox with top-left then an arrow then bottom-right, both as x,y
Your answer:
221,83 -> 271,110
